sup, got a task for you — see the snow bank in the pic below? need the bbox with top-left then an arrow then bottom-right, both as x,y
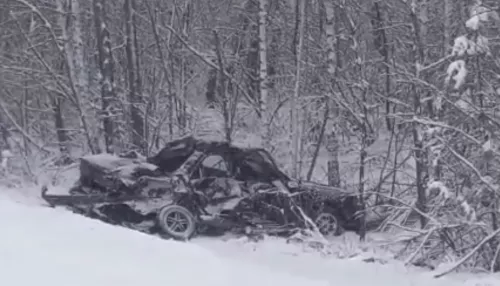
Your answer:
0,198 -> 326,286
195,236 -> 500,286
1,189 -> 500,286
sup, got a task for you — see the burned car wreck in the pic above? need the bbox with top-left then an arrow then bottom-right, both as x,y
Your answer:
42,136 -> 360,240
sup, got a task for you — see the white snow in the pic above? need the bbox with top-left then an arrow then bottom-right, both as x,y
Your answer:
427,180 -> 450,199
1,149 -> 13,168
0,189 -> 499,286
452,36 -> 469,57
446,60 -> 467,89
466,15 -> 481,30
0,196 -> 325,286
456,98 -> 473,112
466,4 -> 491,30
451,34 -> 488,57
196,236 -> 500,286
483,139 -> 492,152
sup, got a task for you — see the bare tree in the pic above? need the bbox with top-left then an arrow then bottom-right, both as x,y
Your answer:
409,0 -> 429,228
258,0 -> 269,147
124,0 -> 145,152
324,0 -> 340,189
94,0 -> 118,153
290,0 -> 306,178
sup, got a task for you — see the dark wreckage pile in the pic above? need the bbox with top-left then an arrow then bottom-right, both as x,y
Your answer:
42,136 -> 361,240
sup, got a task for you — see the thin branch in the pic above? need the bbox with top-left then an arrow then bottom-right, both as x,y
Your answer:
434,228 -> 500,278
133,11 -> 259,111
0,87 -> 51,153
439,137 -> 499,195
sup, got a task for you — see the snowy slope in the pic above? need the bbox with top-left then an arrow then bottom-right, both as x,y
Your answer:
0,197 -> 326,286
197,236 -> 500,286
0,189 -> 499,286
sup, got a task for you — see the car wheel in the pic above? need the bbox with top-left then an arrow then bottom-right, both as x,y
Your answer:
314,209 -> 344,237
157,204 -> 197,240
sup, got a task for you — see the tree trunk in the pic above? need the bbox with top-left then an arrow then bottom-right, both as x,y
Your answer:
291,0 -> 306,178
410,0 -> 428,228
258,0 -> 269,148
94,0 -> 117,153
125,0 -> 146,152
307,102 -> 329,181
56,0 -> 97,154
443,0 -> 452,55
21,86 -> 29,156
324,0 -> 341,188
205,69 -> 217,108
68,0 -> 88,104
213,30 -> 231,143
51,96 -> 70,157
132,0 -> 147,151
370,1 -> 392,130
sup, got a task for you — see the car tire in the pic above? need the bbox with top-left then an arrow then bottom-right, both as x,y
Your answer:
314,207 -> 344,237
157,204 -> 197,240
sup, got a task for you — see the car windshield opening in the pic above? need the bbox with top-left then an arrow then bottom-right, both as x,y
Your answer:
237,150 -> 286,182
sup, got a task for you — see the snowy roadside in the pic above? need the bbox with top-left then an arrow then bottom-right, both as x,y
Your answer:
195,235 -> 500,286
0,195 -> 328,286
1,187 -> 499,286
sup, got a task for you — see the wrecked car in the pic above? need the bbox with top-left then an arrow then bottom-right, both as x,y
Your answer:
41,136 -> 360,240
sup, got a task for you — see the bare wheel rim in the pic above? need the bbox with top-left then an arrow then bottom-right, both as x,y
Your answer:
164,210 -> 190,235
314,213 -> 338,236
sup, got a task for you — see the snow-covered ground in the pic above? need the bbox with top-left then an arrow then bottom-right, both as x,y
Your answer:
1,188 -> 499,286
0,194 -> 323,286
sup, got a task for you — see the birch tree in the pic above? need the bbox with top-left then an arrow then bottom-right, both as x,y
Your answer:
290,0 -> 306,178
258,0 -> 269,148
56,0 -> 97,154
324,0 -> 341,189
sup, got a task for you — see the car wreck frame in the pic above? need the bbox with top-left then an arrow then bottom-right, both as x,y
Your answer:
42,136 -> 361,240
